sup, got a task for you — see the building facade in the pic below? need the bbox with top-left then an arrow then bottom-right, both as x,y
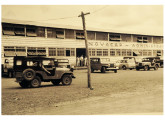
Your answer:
1,19 -> 164,65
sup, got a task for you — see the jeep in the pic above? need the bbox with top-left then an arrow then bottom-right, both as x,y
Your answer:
90,58 -> 118,73
2,58 -> 15,78
136,57 -> 160,71
14,56 -> 75,88
54,59 -> 74,72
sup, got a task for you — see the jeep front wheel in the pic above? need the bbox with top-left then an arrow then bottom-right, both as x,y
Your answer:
136,67 -> 139,71
114,70 -> 117,73
52,80 -> 61,86
122,65 -> 127,70
30,76 -> 41,88
101,67 -> 106,73
23,69 -> 36,81
144,66 -> 149,71
62,75 -> 72,85
154,65 -> 158,70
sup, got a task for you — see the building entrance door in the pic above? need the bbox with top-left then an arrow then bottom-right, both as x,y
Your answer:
76,48 -> 86,67
76,48 -> 86,57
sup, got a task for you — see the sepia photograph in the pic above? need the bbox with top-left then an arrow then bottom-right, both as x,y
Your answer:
1,3 -> 164,117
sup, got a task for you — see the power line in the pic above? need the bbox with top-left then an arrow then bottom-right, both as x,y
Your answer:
24,15 -> 78,23
91,5 -> 109,15
21,6 -> 109,23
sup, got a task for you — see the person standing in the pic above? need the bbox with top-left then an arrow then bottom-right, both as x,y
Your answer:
76,57 -> 80,67
84,56 -> 87,66
80,55 -> 84,66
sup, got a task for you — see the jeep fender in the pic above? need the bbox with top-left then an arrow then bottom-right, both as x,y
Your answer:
61,73 -> 73,78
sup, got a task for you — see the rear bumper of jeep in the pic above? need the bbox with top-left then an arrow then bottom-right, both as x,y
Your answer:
106,67 -> 119,71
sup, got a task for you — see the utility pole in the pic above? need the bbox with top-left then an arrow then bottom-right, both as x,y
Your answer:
78,11 -> 93,90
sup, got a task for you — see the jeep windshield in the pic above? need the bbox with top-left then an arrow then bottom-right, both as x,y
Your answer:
100,58 -> 110,63
57,59 -> 69,63
142,58 -> 152,62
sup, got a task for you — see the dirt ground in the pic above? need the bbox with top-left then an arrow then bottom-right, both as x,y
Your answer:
1,68 -> 163,115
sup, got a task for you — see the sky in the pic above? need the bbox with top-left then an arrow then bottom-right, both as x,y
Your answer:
2,5 -> 163,36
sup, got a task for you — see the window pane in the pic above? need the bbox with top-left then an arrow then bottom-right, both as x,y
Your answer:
37,27 -> 45,37
116,49 -> 121,56
96,32 -> 108,41
65,29 -> 75,39
57,48 -> 65,56
109,34 -> 121,41
122,49 -> 127,56
110,49 -> 115,56
103,49 -> 108,56
49,48 -> 56,56
47,28 -> 56,38
96,49 -> 102,56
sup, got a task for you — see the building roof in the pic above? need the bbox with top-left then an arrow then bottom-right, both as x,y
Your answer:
2,18 -> 163,37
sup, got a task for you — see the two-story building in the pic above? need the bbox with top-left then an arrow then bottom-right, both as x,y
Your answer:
1,18 -> 163,66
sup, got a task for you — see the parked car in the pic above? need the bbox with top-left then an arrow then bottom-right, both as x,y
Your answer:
152,56 -> 163,68
14,56 -> 75,88
90,58 -> 118,73
116,59 -> 136,70
54,59 -> 74,72
2,58 -> 15,78
136,57 -> 160,71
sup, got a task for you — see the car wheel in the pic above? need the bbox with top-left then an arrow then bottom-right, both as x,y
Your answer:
23,69 -> 36,81
136,67 -> 139,71
51,80 -> 61,86
154,65 -> 158,70
114,70 -> 117,73
144,66 -> 149,71
30,76 -> 41,88
122,66 -> 127,70
101,67 -> 106,73
19,81 -> 30,88
62,75 -> 72,85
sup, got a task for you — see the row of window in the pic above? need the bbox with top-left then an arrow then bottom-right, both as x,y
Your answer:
4,46 -> 163,57
89,49 -> 163,57
4,46 -> 75,57
2,23 -> 163,43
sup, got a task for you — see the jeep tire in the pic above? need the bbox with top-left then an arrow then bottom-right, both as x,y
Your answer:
114,70 -> 117,73
23,69 -> 36,81
62,75 -> 72,85
144,65 -> 149,71
52,79 -> 61,86
122,65 -> 127,70
19,81 -> 30,88
154,65 -> 158,70
136,67 -> 139,71
30,76 -> 41,88
101,67 -> 106,73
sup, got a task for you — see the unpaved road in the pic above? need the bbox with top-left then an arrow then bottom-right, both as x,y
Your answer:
29,84 -> 163,115
2,68 -> 163,115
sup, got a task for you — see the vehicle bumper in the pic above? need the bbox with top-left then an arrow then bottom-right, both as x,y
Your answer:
106,67 -> 119,71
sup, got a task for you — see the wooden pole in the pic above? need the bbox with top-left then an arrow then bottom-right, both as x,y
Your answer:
79,12 -> 93,90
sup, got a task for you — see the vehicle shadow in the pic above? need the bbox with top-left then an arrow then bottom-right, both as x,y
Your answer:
4,84 -> 65,90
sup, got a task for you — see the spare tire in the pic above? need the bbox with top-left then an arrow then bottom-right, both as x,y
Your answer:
23,68 -> 36,81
